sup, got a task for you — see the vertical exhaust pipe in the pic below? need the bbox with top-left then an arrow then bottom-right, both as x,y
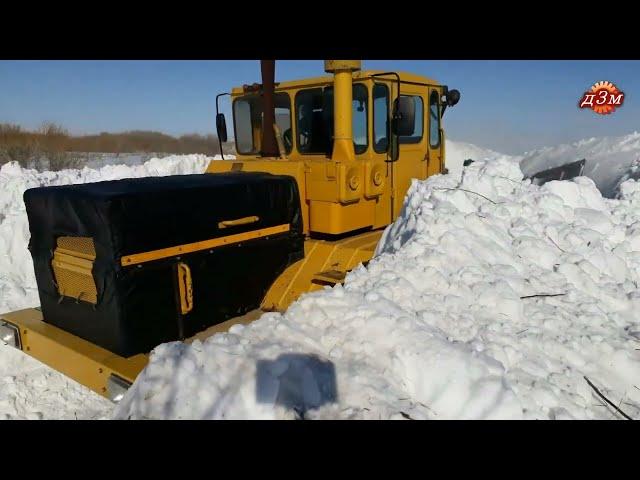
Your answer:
324,60 -> 361,162
260,60 -> 279,158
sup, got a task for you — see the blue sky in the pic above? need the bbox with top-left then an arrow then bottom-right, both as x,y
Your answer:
1,60 -> 638,154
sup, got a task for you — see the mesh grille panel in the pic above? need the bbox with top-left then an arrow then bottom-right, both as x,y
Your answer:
57,236 -> 96,258
51,236 -> 98,304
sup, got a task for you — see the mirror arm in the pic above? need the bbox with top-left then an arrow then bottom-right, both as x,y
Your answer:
216,92 -> 231,160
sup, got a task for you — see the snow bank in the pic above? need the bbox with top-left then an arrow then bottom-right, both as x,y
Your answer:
0,154 -> 216,419
116,158 -> 640,420
445,139 -> 515,178
520,132 -> 640,198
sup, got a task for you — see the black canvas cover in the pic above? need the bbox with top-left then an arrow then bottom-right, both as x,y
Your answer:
24,172 -> 304,357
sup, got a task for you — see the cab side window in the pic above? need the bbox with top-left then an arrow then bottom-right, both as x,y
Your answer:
429,90 -> 441,147
373,84 -> 389,153
398,95 -> 423,144
352,84 -> 368,154
296,88 -> 330,154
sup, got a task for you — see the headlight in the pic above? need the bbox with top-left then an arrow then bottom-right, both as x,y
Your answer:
0,321 -> 21,349
107,374 -> 132,404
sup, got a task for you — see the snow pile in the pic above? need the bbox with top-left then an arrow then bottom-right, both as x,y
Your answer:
116,158 -> 640,420
0,154 -> 217,419
445,139 -> 514,178
520,132 -> 640,198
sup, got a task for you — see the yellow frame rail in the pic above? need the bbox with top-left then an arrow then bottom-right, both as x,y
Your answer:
120,224 -> 290,266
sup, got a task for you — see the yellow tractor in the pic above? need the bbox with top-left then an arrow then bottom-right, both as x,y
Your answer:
0,60 -> 460,402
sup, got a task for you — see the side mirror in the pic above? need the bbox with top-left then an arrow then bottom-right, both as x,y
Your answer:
391,97 -> 416,137
216,113 -> 228,143
446,89 -> 461,107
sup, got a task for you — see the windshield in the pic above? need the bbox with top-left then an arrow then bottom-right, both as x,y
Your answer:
233,93 -> 292,155
295,84 -> 368,156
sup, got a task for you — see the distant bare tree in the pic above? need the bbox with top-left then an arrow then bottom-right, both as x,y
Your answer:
0,123 -> 231,171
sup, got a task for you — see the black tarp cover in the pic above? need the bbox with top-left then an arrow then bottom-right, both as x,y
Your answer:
24,172 -> 304,357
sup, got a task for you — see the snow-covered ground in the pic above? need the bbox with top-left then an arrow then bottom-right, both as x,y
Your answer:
2,138 -> 640,420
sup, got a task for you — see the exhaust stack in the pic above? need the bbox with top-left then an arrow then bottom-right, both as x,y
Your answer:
324,60 -> 361,162
260,60 -> 279,158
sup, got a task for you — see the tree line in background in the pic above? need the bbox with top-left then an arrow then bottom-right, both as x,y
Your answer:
0,123 -> 235,171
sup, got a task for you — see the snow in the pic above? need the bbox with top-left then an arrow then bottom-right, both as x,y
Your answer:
2,139 -> 640,420
0,154 -> 216,419
452,132 -> 640,199
115,152 -> 640,420
445,139 -> 514,178
520,132 -> 640,198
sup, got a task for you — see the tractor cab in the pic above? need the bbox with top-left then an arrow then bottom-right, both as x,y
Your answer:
210,61 -> 460,236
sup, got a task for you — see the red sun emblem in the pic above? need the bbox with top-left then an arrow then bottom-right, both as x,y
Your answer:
579,81 -> 625,115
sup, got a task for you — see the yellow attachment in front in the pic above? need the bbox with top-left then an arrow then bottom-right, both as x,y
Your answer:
0,308 -> 147,398
176,262 -> 193,315
51,236 -> 98,304
262,230 -> 382,311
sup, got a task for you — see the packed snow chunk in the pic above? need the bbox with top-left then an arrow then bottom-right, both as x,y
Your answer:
445,139 -> 517,179
542,177 -> 607,211
394,336 -> 523,419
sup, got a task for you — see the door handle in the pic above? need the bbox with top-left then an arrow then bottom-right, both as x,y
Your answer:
218,215 -> 260,229
176,262 -> 193,315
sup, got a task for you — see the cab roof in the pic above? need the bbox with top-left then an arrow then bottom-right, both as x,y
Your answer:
230,70 -> 440,95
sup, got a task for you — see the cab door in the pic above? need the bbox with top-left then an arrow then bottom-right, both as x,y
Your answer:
391,86 -> 428,218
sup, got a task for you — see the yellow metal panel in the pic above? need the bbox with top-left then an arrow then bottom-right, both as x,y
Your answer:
310,201 -> 374,235
337,162 -> 363,204
262,231 -> 382,311
306,159 -> 339,202
0,308 -> 148,398
312,270 -> 346,285
121,224 -> 290,266
364,161 -> 385,199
